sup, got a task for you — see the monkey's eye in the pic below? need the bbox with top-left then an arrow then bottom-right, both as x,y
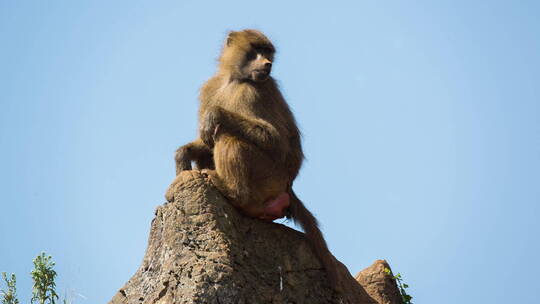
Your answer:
246,50 -> 257,61
257,46 -> 274,56
261,47 -> 273,54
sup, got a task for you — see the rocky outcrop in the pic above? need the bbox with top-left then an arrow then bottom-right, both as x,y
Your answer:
109,170 -> 402,304
355,260 -> 402,304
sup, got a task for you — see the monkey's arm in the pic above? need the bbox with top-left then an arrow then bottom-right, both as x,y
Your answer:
200,106 -> 281,151
175,139 -> 213,174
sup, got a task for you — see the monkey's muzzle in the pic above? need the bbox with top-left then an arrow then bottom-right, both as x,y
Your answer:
252,69 -> 271,82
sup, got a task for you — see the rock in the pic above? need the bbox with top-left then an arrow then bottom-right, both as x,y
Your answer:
109,170 -> 401,304
355,260 -> 402,304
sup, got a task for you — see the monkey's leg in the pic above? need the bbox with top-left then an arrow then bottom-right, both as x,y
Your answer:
212,136 -> 252,208
175,139 -> 213,175
247,172 -> 291,221
194,153 -> 214,170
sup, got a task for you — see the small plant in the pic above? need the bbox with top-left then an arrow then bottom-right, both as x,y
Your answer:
385,267 -> 413,304
0,273 -> 19,304
31,252 -> 59,304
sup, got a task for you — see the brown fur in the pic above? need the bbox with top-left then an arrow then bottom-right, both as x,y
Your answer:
175,29 -> 340,291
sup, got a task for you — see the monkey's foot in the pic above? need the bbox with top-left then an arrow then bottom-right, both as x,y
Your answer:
259,192 -> 290,222
166,170 -> 206,202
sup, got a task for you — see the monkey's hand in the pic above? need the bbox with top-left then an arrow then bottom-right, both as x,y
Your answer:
201,125 -> 221,148
200,108 -> 222,147
201,106 -> 283,153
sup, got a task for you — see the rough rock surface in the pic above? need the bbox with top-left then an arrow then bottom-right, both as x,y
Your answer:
109,170 -> 402,304
355,260 -> 402,304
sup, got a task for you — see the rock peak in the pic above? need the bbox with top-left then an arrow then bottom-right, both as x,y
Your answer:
109,171 -> 401,304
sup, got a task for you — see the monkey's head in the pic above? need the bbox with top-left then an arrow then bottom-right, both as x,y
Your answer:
219,29 -> 275,83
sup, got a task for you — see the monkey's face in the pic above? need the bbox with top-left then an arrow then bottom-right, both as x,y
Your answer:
219,30 -> 276,83
241,48 -> 273,83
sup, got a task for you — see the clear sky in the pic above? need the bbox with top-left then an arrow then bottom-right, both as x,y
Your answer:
1,1 -> 539,303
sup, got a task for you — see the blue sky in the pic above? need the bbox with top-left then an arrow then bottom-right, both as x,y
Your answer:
1,1 -> 539,303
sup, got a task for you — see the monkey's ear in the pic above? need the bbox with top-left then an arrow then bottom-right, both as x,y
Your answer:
226,31 -> 237,46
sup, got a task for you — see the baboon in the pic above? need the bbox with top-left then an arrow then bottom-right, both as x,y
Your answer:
175,29 -> 340,290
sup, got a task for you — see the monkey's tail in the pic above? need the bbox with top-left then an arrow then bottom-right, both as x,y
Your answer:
288,188 -> 341,292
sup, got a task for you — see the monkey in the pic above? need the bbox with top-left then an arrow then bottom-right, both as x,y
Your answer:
175,29 -> 341,291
